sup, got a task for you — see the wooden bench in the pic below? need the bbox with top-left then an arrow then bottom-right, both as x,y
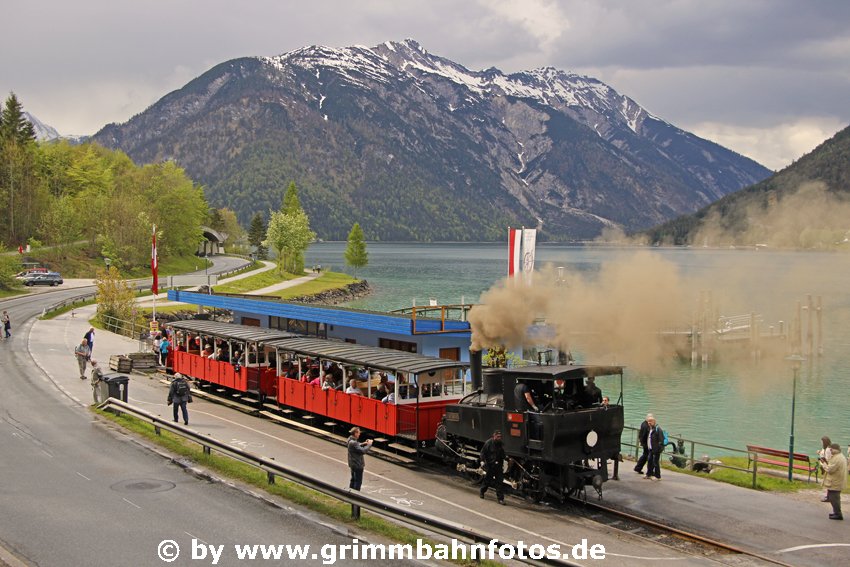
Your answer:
746,444 -> 819,482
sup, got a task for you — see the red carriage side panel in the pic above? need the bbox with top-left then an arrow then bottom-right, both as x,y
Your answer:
350,395 -> 377,431
259,368 -> 277,398
283,379 -> 306,410
305,384 -> 327,415
415,400 -> 453,442
376,402 -> 398,436
233,365 -> 247,391
327,389 -> 351,423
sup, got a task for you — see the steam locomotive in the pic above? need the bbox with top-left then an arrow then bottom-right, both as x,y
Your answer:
438,351 -> 624,502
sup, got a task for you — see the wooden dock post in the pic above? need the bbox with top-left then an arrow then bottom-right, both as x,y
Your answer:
816,296 -> 823,356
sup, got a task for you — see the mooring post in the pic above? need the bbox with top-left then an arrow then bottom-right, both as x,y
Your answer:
816,296 -> 823,356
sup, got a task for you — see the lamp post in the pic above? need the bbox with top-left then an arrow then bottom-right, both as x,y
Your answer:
785,354 -> 806,481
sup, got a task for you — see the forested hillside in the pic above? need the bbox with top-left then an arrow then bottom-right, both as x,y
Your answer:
0,94 -> 209,275
644,125 -> 850,248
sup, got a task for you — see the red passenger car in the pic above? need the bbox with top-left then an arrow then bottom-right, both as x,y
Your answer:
166,320 -> 469,446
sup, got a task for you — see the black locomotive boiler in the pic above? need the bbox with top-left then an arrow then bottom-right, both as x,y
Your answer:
438,355 -> 624,502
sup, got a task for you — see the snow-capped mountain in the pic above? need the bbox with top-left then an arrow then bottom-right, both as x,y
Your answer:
23,112 -> 61,141
93,40 -> 770,241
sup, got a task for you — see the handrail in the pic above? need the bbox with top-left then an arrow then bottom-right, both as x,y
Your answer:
99,398 -> 581,567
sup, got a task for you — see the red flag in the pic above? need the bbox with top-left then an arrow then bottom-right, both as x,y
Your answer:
151,225 -> 158,295
508,228 -> 521,276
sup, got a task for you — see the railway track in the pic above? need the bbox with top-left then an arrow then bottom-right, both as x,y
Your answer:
190,383 -> 795,566
561,498 -> 792,566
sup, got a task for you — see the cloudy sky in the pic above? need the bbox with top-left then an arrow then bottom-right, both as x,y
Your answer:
2,0 -> 848,170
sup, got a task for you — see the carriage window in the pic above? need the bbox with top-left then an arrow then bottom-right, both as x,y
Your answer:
441,368 -> 464,396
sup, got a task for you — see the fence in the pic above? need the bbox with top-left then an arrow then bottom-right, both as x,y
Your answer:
621,425 -> 813,488
99,398 -> 580,567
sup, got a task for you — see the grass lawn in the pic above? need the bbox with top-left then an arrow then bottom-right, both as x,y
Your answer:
24,242 -> 210,279
213,265 -> 296,294
661,455 -> 815,492
0,288 -> 28,299
272,271 -> 358,299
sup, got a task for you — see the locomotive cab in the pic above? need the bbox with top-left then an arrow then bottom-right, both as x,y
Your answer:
442,363 -> 624,502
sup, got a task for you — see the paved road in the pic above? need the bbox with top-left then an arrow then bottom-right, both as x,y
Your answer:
0,258 -> 411,567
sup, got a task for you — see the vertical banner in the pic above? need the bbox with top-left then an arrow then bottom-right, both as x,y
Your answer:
508,228 -> 521,277
521,228 -> 537,284
151,225 -> 159,295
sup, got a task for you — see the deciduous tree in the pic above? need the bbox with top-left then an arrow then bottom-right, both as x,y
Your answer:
344,222 -> 368,277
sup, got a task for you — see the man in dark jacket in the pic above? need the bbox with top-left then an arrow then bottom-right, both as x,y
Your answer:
645,416 -> 664,480
634,413 -> 653,474
167,373 -> 192,425
347,427 -> 373,519
479,430 -> 506,505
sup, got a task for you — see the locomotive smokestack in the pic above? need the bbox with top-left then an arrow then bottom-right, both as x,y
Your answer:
470,349 -> 482,391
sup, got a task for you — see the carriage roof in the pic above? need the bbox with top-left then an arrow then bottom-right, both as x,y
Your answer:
264,337 -> 467,375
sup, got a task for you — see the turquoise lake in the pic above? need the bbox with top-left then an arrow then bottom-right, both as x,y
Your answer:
305,242 -> 850,456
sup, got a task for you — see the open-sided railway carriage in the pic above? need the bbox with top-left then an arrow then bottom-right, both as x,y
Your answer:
166,320 -> 470,444
439,359 -> 624,502
165,320 -> 624,501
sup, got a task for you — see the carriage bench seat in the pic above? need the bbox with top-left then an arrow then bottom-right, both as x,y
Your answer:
746,444 -> 819,482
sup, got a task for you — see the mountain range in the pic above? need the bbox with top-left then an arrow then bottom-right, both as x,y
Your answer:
91,40 -> 771,241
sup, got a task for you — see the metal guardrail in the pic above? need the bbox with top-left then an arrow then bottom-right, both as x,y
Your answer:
99,398 -> 581,567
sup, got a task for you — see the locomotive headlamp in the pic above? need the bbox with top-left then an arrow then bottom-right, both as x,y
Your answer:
585,430 -> 598,448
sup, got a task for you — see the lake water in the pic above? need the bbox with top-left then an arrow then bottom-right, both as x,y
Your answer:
306,242 -> 850,455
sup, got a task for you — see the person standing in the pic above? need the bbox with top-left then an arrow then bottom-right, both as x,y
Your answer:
821,442 -> 847,520
634,413 -> 653,474
817,436 -> 834,502
479,430 -> 506,505
347,426 -> 373,519
83,327 -> 95,355
167,373 -> 192,425
75,338 -> 91,380
645,416 -> 664,481
2,310 -> 11,338
159,335 -> 171,367
90,360 -> 104,404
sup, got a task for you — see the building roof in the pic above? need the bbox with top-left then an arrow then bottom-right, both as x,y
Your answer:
167,291 -> 471,337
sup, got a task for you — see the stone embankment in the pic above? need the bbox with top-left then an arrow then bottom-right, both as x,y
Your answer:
288,281 -> 371,305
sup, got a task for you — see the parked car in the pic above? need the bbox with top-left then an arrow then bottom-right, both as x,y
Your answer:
15,267 -> 49,280
24,272 -> 63,286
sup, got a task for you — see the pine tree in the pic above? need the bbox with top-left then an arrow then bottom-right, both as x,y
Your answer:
344,222 -> 368,277
0,93 -> 36,144
248,212 -> 268,260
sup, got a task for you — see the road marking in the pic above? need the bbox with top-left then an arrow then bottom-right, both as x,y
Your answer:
122,497 -> 141,509
778,543 -> 850,553
76,471 -> 91,481
192,409 -> 695,561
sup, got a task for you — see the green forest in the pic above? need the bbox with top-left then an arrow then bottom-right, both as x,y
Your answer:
0,93 -> 212,288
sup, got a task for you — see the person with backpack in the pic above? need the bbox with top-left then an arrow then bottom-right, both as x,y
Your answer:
167,373 -> 192,425
159,335 -> 171,367
645,416 -> 664,481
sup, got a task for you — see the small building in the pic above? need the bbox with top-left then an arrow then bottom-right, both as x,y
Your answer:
166,291 -> 473,363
